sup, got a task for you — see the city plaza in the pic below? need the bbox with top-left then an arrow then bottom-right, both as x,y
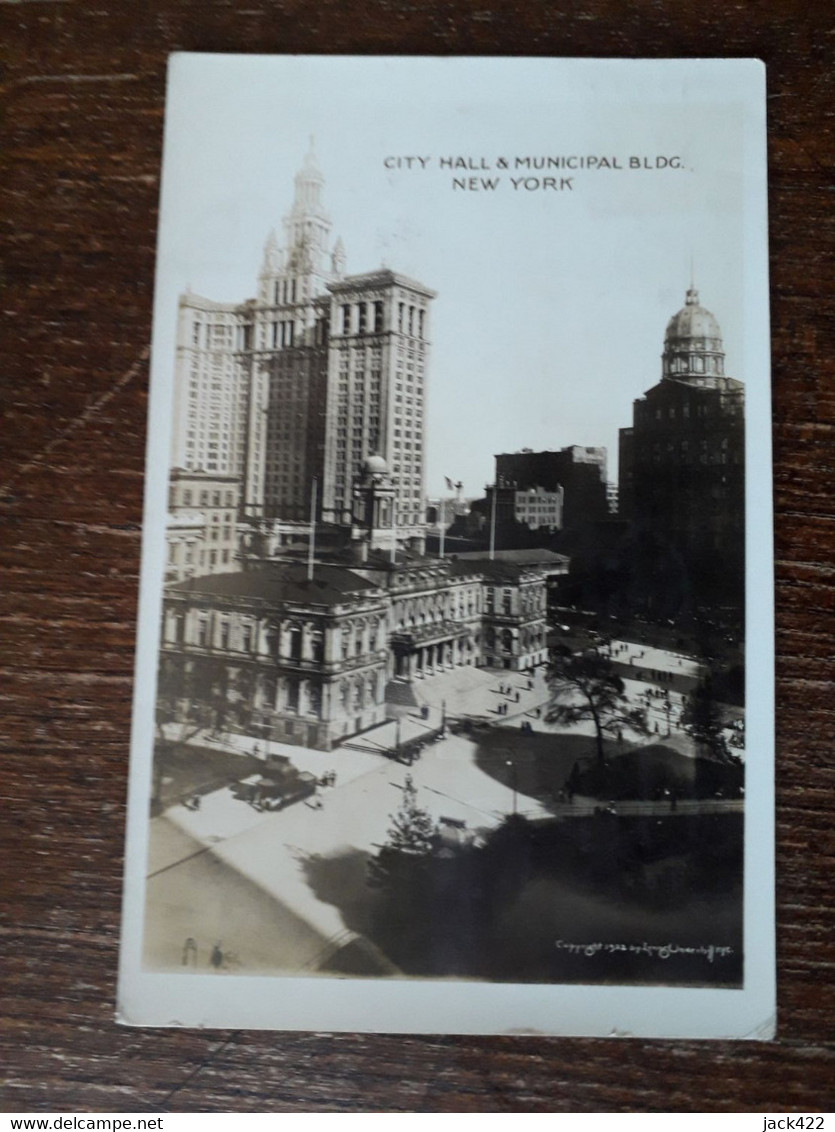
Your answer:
145,637 -> 740,975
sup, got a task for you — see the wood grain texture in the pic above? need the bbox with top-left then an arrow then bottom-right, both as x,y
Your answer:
1,0 -> 833,1113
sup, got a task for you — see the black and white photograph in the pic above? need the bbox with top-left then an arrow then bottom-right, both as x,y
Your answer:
118,55 -> 774,1036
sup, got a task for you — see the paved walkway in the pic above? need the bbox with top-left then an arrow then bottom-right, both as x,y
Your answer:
546,795 -> 743,819
145,728 -> 551,974
146,640 -> 741,973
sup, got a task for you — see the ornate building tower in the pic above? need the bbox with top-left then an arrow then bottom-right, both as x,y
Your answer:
350,455 -> 398,557
618,285 -> 745,613
254,143 -> 347,522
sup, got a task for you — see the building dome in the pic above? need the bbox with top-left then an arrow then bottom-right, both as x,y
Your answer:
364,454 -> 388,476
662,286 -> 725,381
665,286 -> 722,345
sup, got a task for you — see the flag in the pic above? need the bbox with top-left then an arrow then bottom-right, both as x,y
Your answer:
444,476 -> 454,491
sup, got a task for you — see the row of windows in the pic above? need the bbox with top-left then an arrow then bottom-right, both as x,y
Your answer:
171,488 -> 236,508
337,301 -> 428,339
666,354 -> 724,375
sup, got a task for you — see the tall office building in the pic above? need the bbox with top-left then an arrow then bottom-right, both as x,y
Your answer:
169,293 -> 250,483
256,149 -> 342,522
618,285 -> 745,609
168,146 -> 434,548
321,270 -> 434,543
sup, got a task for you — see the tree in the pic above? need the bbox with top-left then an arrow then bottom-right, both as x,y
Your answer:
546,643 -> 648,766
368,774 -> 437,890
681,678 -> 730,762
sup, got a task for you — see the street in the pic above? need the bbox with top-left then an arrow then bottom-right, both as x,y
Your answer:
145,637 -> 742,977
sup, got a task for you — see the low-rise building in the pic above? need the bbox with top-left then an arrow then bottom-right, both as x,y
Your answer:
157,546 -> 564,749
159,563 -> 390,750
165,470 -> 241,582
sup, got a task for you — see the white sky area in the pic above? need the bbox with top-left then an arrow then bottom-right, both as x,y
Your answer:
151,56 -> 753,497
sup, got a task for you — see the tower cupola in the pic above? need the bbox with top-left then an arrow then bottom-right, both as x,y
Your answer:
662,286 -> 725,382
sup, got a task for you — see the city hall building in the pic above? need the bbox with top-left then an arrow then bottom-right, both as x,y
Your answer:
157,540 -> 560,751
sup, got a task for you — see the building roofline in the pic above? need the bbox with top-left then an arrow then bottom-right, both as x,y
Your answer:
178,291 -> 255,314
327,269 -> 436,299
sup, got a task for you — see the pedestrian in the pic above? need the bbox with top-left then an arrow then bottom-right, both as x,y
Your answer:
210,942 -> 224,970
515,691 -> 520,703
182,937 -> 197,967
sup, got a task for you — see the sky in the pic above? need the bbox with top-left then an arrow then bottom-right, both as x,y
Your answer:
150,56 -> 762,498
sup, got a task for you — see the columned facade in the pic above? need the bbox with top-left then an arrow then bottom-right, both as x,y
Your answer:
159,567 -> 389,751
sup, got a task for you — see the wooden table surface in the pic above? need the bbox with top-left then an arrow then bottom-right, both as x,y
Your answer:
2,0 -> 833,1113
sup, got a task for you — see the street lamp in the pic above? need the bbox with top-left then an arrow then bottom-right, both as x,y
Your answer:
505,757 -> 518,817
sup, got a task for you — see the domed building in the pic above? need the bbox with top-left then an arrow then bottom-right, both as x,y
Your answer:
618,286 -> 745,615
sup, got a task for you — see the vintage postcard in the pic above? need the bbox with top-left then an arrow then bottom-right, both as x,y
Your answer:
118,55 -> 774,1037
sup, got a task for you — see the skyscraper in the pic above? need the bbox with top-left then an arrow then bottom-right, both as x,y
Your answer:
322,270 -> 434,543
168,146 -> 434,548
619,285 -> 745,611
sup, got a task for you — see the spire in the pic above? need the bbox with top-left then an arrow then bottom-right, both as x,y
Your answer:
261,228 -> 282,275
259,147 -> 336,301
290,138 -> 326,219
331,236 -> 346,277
686,255 -> 698,305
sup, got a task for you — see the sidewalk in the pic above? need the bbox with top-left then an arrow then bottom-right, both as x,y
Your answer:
146,725 -> 548,975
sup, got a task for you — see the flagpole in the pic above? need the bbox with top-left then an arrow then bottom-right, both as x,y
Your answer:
307,477 -> 318,581
489,483 -> 496,561
439,497 -> 445,559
